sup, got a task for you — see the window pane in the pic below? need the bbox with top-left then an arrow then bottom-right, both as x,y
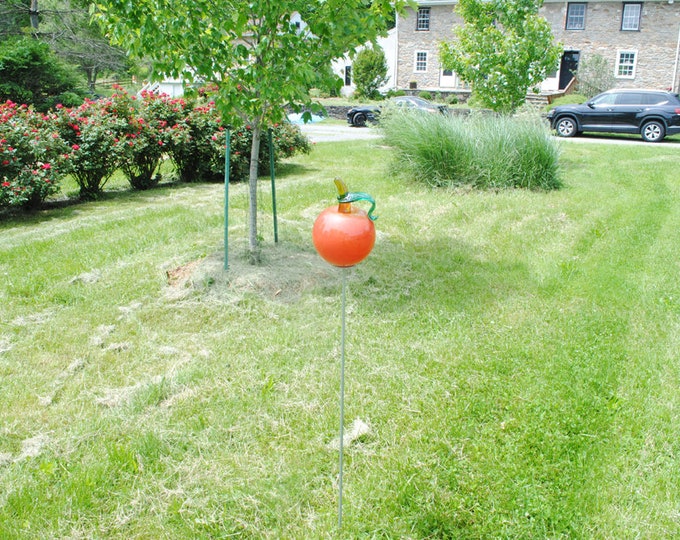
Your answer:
622,3 -> 641,31
592,93 -> 617,106
645,94 -> 668,105
617,51 -> 636,77
417,8 -> 430,31
566,3 -> 586,30
617,93 -> 641,105
415,52 -> 427,72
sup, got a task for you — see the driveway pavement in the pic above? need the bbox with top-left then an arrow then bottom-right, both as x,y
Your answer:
555,134 -> 680,147
298,122 -> 381,143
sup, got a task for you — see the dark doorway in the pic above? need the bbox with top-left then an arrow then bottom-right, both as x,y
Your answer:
559,51 -> 580,90
344,65 -> 352,86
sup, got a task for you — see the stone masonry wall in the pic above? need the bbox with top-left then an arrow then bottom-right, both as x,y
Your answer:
397,2 -> 680,92
544,2 -> 680,90
396,6 -> 463,89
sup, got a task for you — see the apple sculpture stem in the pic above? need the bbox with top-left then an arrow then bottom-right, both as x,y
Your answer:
312,179 -> 377,529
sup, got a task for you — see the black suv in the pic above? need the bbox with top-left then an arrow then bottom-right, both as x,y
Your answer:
546,89 -> 680,142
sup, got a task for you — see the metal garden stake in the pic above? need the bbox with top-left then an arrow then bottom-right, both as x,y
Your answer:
312,179 -> 377,528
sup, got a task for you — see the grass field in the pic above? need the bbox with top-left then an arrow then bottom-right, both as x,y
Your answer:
2,137 -> 680,538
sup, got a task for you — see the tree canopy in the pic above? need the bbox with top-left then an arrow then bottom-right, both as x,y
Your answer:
40,0 -> 129,91
0,37 -> 84,110
94,0 -> 406,262
440,0 -> 561,113
353,45 -> 389,99
0,0 -> 30,37
576,54 -> 615,99
1,0 -> 130,91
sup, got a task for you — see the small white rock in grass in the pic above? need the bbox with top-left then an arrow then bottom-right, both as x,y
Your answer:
328,418 -> 372,450
69,270 -> 101,284
17,434 -> 49,461
0,337 -> 12,354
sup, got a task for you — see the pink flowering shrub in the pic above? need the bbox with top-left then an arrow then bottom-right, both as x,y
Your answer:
126,90 -> 190,189
1,87 -> 312,209
105,88 -> 190,190
262,122 -> 312,164
0,101 -> 70,209
52,97 -> 129,199
167,97 -> 225,183
169,94 -> 311,184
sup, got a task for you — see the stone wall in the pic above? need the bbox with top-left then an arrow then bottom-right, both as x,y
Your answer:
396,6 -> 462,89
397,1 -> 680,92
545,1 -> 680,90
323,105 -> 352,120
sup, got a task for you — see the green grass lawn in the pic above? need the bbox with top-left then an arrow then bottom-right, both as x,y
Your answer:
2,138 -> 680,538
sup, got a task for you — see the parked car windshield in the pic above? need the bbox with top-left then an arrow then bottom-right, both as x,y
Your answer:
393,96 -> 433,108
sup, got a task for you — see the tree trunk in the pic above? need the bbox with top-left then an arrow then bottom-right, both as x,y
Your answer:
87,67 -> 98,93
30,0 -> 39,34
248,122 -> 262,264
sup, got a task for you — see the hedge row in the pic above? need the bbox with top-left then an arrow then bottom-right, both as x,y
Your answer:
1,86 -> 310,210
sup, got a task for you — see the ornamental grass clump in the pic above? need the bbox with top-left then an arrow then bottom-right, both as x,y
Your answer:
470,115 -> 562,190
381,109 -> 476,187
381,110 -> 561,191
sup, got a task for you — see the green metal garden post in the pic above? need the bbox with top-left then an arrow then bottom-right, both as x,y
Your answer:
224,127 -> 231,270
268,128 -> 278,243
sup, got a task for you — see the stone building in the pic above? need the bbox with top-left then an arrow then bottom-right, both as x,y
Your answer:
396,0 -> 680,95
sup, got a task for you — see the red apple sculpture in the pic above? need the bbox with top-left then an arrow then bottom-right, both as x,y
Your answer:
312,179 -> 377,267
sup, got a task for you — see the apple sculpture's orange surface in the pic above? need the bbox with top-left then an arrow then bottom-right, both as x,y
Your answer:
312,179 -> 377,267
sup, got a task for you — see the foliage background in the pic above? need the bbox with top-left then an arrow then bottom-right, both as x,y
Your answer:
352,45 -> 389,100
0,38 -> 86,112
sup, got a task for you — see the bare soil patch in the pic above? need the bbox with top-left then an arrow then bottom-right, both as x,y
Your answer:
164,243 -> 341,304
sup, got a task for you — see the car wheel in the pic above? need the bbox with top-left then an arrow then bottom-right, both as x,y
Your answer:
353,113 -> 367,127
641,120 -> 665,143
555,117 -> 578,138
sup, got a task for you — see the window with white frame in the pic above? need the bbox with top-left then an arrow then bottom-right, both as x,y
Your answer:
616,50 -> 637,78
415,51 -> 428,72
416,7 -> 431,31
621,3 -> 641,31
566,3 -> 586,30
